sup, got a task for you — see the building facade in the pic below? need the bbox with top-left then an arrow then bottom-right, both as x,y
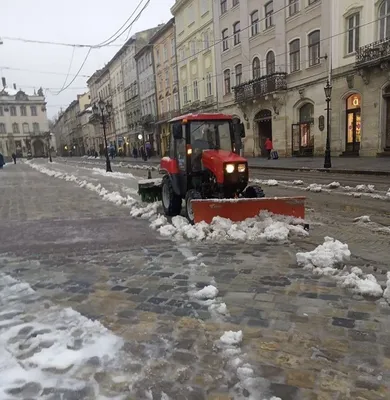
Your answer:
150,18 -> 181,156
0,82 -> 50,158
331,0 -> 390,156
123,28 -> 161,155
135,44 -> 158,154
171,0 -> 218,116
213,0 -> 331,157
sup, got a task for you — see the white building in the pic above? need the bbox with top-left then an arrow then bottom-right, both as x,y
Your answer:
0,80 -> 50,158
330,0 -> 390,156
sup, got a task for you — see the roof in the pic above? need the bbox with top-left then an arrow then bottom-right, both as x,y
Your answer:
149,18 -> 175,44
169,113 -> 233,123
0,87 -> 36,97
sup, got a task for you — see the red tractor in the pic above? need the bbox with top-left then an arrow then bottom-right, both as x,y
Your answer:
157,113 -> 265,224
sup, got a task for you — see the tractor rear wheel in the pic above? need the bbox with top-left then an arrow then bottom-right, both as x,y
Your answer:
185,189 -> 202,225
243,185 -> 265,198
162,176 -> 182,216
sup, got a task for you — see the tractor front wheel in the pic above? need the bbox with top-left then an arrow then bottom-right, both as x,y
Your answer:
162,176 -> 182,216
243,185 -> 265,198
185,189 -> 202,225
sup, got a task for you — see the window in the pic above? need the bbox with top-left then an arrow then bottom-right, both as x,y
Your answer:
163,44 -> 168,61
233,0 -> 239,6
160,100 -> 164,114
221,0 -> 227,14
165,70 -> 169,87
171,39 -> 175,56
173,65 -> 178,82
206,73 -> 212,96
235,64 -> 242,85
289,39 -> 300,72
0,107 -> 3,116
23,123 -> 29,133
346,13 -> 360,54
10,106 -> 17,116
33,123 -> 39,133
251,11 -> 259,36
308,0 -> 319,5
193,80 -> 199,100
174,92 -> 179,110
379,0 -> 390,40
12,123 -> 19,133
201,0 -> 208,15
266,51 -> 275,74
252,57 -> 261,79
0,123 -> 5,133
203,31 -> 210,49
308,30 -> 320,66
224,69 -> 231,94
222,29 -> 229,51
233,22 -> 241,45
166,97 -> 171,112
183,86 -> 188,103
190,40 -> 196,55
20,106 -> 27,116
289,0 -> 299,16
265,1 -> 274,29
31,106 -> 37,116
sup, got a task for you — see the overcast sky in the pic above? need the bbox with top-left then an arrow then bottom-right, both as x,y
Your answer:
1,0 -> 175,118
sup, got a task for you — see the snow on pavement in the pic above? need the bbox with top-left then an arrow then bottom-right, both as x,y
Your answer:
296,237 -> 385,298
0,274 -> 126,400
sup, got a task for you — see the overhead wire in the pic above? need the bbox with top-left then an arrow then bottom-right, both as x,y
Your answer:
56,45 -> 76,93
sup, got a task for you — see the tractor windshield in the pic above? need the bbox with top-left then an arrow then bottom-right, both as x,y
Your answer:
190,120 -> 232,152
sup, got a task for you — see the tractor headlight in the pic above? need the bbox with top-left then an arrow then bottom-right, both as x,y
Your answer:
225,164 -> 235,173
237,163 -> 246,173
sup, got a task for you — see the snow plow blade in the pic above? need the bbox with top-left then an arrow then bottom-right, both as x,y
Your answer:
191,197 -> 306,224
138,178 -> 162,203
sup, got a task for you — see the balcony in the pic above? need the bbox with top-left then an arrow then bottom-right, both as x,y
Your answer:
233,73 -> 287,104
356,38 -> 390,69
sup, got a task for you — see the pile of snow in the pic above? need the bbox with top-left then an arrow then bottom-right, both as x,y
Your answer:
354,215 -> 371,223
296,237 -> 351,275
297,238 -> 384,298
217,330 -> 281,400
327,181 -> 341,189
337,267 -> 383,298
90,167 -> 135,180
293,180 -> 304,185
387,189 -> 390,198
0,274 -> 124,399
306,183 -> 322,193
264,179 -> 278,186
383,273 -> 390,302
152,212 -> 309,243
355,184 -> 375,193
193,285 -> 218,300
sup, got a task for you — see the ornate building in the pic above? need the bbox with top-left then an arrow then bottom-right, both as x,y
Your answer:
0,80 -> 50,158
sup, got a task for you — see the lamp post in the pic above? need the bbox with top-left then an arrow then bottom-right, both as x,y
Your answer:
46,132 -> 53,162
92,99 -> 112,172
324,79 -> 332,169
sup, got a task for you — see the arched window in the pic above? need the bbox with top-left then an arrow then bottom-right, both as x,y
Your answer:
22,123 -> 29,133
266,51 -> 275,75
379,0 -> 390,40
12,123 -> 19,133
289,39 -> 300,72
308,30 -> 320,66
233,22 -> 241,45
250,11 -> 259,36
252,57 -> 261,79
299,103 -> 314,123
222,29 -> 229,51
224,69 -> 231,94
235,64 -> 242,85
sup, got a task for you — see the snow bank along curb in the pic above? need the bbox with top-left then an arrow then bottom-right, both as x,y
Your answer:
26,161 -> 310,244
296,237 -> 388,300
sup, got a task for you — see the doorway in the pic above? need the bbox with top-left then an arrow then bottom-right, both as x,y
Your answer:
383,86 -> 390,149
345,94 -> 361,154
255,109 -> 272,156
33,140 -> 45,157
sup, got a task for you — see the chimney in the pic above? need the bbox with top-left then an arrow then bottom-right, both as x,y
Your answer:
1,77 -> 6,88
13,83 -> 16,90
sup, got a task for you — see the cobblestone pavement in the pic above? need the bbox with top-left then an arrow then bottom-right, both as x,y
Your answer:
0,161 -> 389,399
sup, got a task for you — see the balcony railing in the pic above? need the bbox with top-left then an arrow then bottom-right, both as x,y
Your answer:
158,110 -> 181,122
233,73 -> 287,104
356,38 -> 390,68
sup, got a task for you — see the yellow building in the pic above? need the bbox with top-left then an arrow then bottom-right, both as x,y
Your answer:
150,18 -> 180,156
171,0 -> 217,117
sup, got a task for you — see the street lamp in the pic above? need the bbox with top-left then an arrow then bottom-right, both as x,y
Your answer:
324,79 -> 332,169
46,132 -> 53,162
92,99 -> 112,172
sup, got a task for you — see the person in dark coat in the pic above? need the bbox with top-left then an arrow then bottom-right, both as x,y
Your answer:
132,147 -> 138,159
11,153 -> 16,164
0,153 -> 4,169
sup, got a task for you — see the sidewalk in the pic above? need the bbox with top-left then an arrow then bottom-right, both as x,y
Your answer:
79,155 -> 390,176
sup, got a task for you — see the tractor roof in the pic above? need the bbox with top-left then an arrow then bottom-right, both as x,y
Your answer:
169,113 -> 233,122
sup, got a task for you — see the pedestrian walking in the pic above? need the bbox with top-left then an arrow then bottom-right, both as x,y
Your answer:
0,153 -> 4,169
132,147 -> 138,159
264,138 -> 273,160
11,153 -> 16,164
